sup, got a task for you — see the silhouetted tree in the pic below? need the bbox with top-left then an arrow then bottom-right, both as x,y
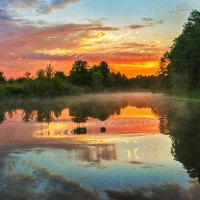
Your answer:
99,61 -> 111,85
69,60 -> 91,86
36,69 -> 46,79
157,51 -> 170,77
0,71 -> 5,83
36,65 -> 55,80
99,61 -> 110,76
54,71 -> 67,80
23,71 -> 32,80
45,64 -> 55,79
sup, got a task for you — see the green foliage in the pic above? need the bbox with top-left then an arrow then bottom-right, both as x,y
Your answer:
112,72 -> 129,88
36,64 -> 55,80
69,60 -> 91,86
0,84 -> 6,97
23,71 -> 32,80
55,71 -> 67,80
45,64 -> 55,79
68,60 -> 130,90
36,69 -> 46,79
27,79 -> 82,96
90,68 -> 104,90
105,73 -> 116,87
99,61 -> 110,77
167,10 -> 200,93
157,51 -> 170,77
99,61 -> 110,85
0,71 -> 6,83
0,65 -> 83,97
129,75 -> 167,92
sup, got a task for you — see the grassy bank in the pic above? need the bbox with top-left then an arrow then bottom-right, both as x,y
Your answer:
0,79 -> 85,98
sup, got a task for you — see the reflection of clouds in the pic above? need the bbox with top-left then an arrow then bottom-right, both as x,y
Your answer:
76,144 -> 117,164
106,180 -> 200,200
0,140 -> 118,169
0,166 -> 100,200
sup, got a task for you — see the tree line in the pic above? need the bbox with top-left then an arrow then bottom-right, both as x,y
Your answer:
0,61 -> 131,97
0,10 -> 199,98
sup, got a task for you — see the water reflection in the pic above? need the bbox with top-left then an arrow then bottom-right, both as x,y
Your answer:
0,93 -> 159,123
0,93 -> 200,199
105,180 -> 200,200
76,144 -> 117,164
0,93 -> 161,139
159,101 -> 200,182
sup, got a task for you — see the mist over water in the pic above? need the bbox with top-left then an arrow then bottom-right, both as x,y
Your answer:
0,92 -> 200,200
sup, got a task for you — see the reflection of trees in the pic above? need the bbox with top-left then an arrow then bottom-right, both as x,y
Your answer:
0,97 -> 127,124
0,94 -> 161,125
69,101 -> 124,134
100,127 -> 106,133
151,104 -> 170,135
74,127 -> 87,135
22,110 -> 34,122
36,110 -> 54,123
1,95 -> 200,183
153,100 -> 200,182
159,115 -> 169,134
169,103 -> 200,181
0,109 -> 5,123
69,101 -> 123,122
0,109 -> 13,124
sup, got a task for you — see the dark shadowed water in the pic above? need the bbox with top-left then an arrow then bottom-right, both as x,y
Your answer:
0,93 -> 200,200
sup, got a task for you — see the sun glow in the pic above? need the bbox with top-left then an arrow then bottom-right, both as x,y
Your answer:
111,61 -> 159,77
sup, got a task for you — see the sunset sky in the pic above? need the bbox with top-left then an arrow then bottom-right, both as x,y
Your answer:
0,0 -> 200,78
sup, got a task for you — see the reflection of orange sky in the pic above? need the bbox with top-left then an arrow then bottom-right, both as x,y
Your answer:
112,106 -> 157,119
1,105 -> 160,143
59,106 -> 158,121
0,104 -> 162,163
35,106 -> 159,138
4,106 -> 158,122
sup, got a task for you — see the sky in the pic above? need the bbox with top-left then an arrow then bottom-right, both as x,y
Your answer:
0,0 -> 200,78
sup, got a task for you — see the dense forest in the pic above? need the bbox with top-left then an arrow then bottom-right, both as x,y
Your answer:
158,9 -> 200,98
0,10 -> 199,98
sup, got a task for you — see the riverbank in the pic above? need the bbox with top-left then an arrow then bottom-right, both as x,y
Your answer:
168,92 -> 200,102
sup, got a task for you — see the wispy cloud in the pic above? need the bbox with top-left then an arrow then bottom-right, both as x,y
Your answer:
129,17 -> 165,30
81,18 -> 108,26
142,17 -> 165,26
141,17 -> 154,22
128,24 -> 146,29
0,14 -> 121,76
0,0 -> 80,14
169,3 -> 190,14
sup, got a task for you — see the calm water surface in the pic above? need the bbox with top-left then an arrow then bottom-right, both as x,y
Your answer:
0,93 -> 200,200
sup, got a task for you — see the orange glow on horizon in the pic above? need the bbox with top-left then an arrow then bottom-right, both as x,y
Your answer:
2,59 -> 160,79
